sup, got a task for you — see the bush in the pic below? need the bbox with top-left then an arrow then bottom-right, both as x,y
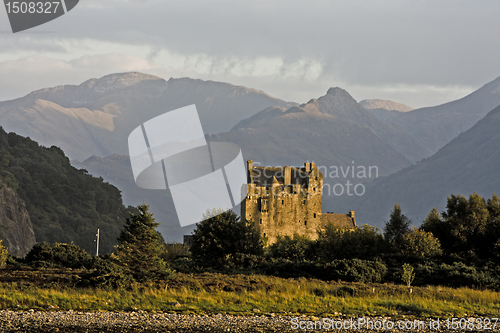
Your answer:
78,256 -> 134,289
317,224 -> 386,261
25,242 -> 92,268
324,259 -> 387,283
267,234 -> 314,261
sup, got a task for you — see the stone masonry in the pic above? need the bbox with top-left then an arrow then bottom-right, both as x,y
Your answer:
241,160 -> 356,244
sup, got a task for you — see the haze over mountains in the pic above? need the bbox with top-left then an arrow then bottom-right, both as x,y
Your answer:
1,72 -> 500,242
336,104 -> 500,230
368,76 -> 500,157
213,87 -> 427,169
0,72 -> 294,162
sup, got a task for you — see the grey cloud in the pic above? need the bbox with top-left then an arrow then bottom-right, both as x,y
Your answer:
0,0 -> 499,106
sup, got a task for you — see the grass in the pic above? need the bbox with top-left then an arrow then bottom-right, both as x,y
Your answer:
0,268 -> 499,317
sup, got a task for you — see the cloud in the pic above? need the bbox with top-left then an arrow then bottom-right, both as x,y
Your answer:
0,54 -> 152,100
0,0 -> 498,107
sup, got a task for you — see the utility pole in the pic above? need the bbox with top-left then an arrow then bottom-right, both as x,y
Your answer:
94,229 -> 100,256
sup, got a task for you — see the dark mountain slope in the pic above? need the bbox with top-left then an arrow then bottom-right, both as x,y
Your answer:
0,127 -> 129,254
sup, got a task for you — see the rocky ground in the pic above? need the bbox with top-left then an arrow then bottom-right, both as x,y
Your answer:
0,310 -> 498,332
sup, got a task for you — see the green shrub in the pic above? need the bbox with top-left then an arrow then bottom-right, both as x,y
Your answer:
25,242 -> 92,268
325,259 -> 387,283
78,256 -> 134,289
317,224 -> 386,261
267,234 -> 314,261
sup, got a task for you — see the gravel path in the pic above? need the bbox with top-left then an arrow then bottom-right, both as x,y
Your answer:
0,310 -> 498,332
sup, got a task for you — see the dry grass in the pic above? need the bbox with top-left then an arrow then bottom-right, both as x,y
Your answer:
0,268 -> 498,317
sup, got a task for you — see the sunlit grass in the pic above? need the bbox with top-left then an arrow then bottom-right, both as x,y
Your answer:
0,272 -> 499,317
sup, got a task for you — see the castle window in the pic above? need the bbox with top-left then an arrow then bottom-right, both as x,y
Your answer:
303,200 -> 306,205
314,213 -> 316,218
282,200 -> 284,205
260,219 -> 262,224
304,220 -> 307,226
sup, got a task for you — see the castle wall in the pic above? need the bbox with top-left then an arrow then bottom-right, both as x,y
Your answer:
242,162 -> 325,244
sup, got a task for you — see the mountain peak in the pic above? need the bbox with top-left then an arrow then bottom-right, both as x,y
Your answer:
326,87 -> 351,97
81,72 -> 164,92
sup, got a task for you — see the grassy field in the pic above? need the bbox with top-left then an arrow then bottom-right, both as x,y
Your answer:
0,267 -> 498,317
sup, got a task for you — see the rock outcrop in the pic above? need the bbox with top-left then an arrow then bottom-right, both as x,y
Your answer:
0,184 -> 36,257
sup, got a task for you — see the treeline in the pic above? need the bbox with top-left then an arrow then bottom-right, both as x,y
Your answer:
180,193 -> 500,290
0,127 -> 130,254
2,193 -> 499,291
1,205 -> 174,288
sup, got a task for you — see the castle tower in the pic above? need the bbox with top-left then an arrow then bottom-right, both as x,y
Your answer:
241,161 -> 357,244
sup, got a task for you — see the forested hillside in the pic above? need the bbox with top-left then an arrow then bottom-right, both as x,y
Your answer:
0,127 -> 129,254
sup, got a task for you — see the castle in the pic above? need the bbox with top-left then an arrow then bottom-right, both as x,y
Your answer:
241,160 -> 356,244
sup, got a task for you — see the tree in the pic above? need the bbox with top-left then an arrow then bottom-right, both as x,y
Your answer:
422,193 -> 494,257
190,209 -> 263,267
112,204 -> 173,281
268,234 -> 314,261
401,263 -> 415,287
384,204 -> 411,245
397,228 -> 442,259
317,224 -> 385,261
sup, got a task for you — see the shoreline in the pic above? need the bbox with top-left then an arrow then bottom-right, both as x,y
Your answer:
1,310 -> 499,333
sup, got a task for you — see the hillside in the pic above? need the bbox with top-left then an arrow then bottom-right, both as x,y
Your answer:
370,76 -> 500,157
218,87 -> 427,168
335,104 -> 500,229
0,127 -> 129,254
359,99 -> 414,112
0,72 -> 294,161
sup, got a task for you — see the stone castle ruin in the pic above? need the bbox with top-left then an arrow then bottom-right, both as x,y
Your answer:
241,160 -> 356,244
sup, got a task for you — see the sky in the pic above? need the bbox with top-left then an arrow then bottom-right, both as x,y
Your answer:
0,0 -> 499,108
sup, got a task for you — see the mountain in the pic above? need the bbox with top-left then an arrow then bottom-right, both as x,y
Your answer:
335,104 -> 500,229
75,87 -> 427,242
0,127 -> 129,254
0,72 -> 295,161
359,99 -> 414,112
0,184 -> 36,257
216,87 -> 428,169
369,76 -> 500,156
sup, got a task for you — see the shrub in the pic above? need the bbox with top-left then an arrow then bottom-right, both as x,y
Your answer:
25,242 -> 92,268
317,224 -> 385,261
78,256 -> 134,289
267,234 -> 314,261
324,259 -> 387,283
